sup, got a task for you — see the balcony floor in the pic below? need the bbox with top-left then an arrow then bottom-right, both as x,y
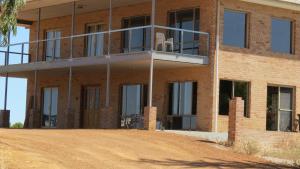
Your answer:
0,51 -> 208,78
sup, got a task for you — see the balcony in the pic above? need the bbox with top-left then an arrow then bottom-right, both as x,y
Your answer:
0,0 -> 211,75
0,26 -> 209,74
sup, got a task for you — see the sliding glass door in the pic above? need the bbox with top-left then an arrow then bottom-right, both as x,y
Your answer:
45,30 -> 61,61
42,87 -> 58,128
121,84 -> 147,128
168,8 -> 200,55
122,16 -> 151,52
168,82 -> 197,130
86,24 -> 104,57
267,86 -> 293,132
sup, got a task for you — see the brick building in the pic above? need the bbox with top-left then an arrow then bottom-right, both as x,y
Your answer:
0,0 -> 299,136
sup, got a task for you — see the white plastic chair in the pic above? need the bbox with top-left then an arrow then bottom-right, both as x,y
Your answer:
155,32 -> 174,52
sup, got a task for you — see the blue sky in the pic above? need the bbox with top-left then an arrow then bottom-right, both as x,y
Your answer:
0,27 -> 29,124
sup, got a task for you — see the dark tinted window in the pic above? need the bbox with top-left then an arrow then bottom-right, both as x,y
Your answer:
122,16 -> 151,52
271,18 -> 292,54
219,80 -> 250,117
223,10 -> 247,48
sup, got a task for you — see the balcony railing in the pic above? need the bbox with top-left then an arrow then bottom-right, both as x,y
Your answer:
0,25 -> 209,66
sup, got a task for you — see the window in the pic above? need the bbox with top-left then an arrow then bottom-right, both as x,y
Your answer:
219,80 -> 250,117
122,16 -> 151,52
121,84 -> 147,116
169,82 -> 197,116
168,82 -> 197,130
42,87 -> 58,128
168,8 -> 200,55
45,30 -> 61,61
85,24 -> 104,57
267,86 -> 293,132
223,9 -> 247,48
271,18 -> 293,54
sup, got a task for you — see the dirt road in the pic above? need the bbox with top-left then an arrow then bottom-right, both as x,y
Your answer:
0,129 -> 290,169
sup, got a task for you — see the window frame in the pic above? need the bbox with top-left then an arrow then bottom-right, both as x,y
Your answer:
84,22 -> 104,57
167,8 -> 200,55
218,79 -> 251,118
120,83 -> 148,116
44,29 -> 62,61
41,86 -> 59,128
223,9 -> 250,49
266,85 -> 295,132
121,15 -> 151,53
168,81 -> 198,116
271,17 -> 294,55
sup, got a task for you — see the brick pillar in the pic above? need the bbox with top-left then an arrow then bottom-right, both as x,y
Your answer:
100,107 -> 117,129
0,110 -> 10,128
28,109 -> 35,128
228,97 -> 244,145
144,107 -> 157,131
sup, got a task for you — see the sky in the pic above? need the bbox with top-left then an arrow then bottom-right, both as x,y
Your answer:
0,27 -> 29,124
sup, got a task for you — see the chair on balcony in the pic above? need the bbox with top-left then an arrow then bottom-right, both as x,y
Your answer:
155,32 -> 174,52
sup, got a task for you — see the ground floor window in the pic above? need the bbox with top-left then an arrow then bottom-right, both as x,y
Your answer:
167,81 -> 197,130
219,80 -> 250,117
42,87 -> 58,128
267,86 -> 293,132
121,84 -> 147,128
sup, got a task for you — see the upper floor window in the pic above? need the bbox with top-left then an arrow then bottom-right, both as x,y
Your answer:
85,23 -> 104,57
45,30 -> 61,61
168,8 -> 200,55
122,16 -> 151,52
223,9 -> 248,48
271,18 -> 293,54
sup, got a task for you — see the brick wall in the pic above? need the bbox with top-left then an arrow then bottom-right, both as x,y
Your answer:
228,97 -> 300,150
218,0 -> 300,132
24,0 -> 218,130
23,0 -> 300,133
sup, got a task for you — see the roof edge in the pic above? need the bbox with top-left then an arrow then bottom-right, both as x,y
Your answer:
241,0 -> 300,11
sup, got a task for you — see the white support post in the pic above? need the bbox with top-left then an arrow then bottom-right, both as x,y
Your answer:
67,1 -> 76,121
3,32 -> 10,111
148,0 -> 156,107
214,0 -> 221,132
33,8 -> 41,124
67,67 -> 73,111
105,0 -> 112,108
151,0 -> 156,52
65,2 -> 76,128
35,8 -> 41,62
148,58 -> 154,107
70,1 -> 75,59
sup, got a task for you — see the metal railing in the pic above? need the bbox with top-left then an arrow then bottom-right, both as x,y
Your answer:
0,25 -> 210,66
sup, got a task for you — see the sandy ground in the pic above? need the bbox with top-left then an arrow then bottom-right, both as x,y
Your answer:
0,129 -> 292,169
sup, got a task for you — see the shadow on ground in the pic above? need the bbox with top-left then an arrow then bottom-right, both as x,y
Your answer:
136,158 -> 295,169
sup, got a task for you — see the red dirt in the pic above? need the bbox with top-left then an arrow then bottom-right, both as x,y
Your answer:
0,129 -> 290,169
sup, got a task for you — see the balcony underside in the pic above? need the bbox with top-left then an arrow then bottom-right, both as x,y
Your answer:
0,51 -> 208,78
